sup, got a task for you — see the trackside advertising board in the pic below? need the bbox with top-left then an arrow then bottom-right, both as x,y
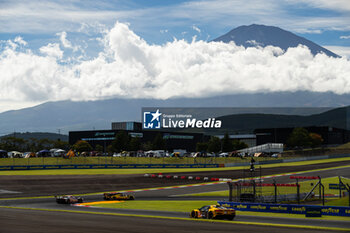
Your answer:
218,201 -> 350,217
0,164 -> 220,170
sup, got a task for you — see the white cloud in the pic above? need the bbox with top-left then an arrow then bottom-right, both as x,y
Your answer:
293,28 -> 322,34
1,22 -> 350,112
246,40 -> 263,46
39,43 -> 63,59
57,31 -> 79,52
14,36 -> 27,46
192,25 -> 201,33
340,35 -> 350,39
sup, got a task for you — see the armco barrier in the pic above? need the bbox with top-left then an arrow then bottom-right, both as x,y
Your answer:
0,164 -> 220,171
218,201 -> 350,217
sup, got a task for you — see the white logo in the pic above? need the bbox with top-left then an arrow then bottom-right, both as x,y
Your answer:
143,109 -> 162,129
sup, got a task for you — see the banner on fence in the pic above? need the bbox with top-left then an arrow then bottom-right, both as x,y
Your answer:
329,183 -> 347,190
218,201 -> 350,217
0,164 -> 220,171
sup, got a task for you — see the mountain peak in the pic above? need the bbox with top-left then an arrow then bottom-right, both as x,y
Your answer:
213,24 -> 339,57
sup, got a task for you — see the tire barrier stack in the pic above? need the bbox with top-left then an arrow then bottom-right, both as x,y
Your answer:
144,173 -> 232,182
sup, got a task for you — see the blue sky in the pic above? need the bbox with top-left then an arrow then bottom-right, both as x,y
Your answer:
1,0 -> 350,56
0,0 -> 350,113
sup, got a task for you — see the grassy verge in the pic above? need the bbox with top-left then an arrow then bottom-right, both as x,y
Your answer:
178,176 -> 350,198
326,197 -> 350,207
92,200 -> 216,212
0,157 -> 349,175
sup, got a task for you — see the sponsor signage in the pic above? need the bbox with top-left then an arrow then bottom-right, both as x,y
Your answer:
329,183 -> 347,190
0,164 -> 219,171
305,206 -> 322,217
218,201 -> 350,217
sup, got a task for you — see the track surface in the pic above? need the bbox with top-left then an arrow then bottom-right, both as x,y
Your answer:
1,208 -> 339,233
0,159 -> 349,198
0,160 -> 349,233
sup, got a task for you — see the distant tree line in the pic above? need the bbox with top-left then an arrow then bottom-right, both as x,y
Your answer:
0,136 -> 70,152
0,128 -> 324,154
196,133 -> 248,153
105,131 -> 166,153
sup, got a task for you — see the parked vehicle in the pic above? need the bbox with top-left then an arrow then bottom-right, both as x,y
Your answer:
8,151 -> 23,158
218,152 -> 228,157
145,150 -> 164,157
50,148 -> 66,157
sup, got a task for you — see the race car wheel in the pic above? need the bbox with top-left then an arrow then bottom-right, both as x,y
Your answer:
191,211 -> 197,218
227,216 -> 235,221
207,212 -> 214,219
129,196 -> 134,200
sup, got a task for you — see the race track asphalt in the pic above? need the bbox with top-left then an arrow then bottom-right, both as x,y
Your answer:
1,207 -> 342,233
0,161 -> 349,232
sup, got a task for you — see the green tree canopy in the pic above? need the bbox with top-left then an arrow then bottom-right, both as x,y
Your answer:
208,136 -> 221,153
95,144 -> 104,152
73,140 -> 92,153
309,132 -> 323,147
129,137 -> 141,151
0,137 -> 28,151
221,133 -> 234,152
141,141 -> 153,151
111,131 -> 130,152
152,133 -> 165,150
196,142 -> 208,152
53,139 -> 70,151
232,140 -> 248,150
287,128 -> 312,148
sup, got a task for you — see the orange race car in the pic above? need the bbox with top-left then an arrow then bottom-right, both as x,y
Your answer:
103,192 -> 135,200
190,205 -> 236,220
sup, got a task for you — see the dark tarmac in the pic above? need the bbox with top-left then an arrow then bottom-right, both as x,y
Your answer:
0,159 -> 349,198
1,207 -> 342,233
0,159 -> 349,233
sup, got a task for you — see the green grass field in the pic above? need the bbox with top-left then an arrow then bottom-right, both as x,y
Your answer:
93,200 -> 216,212
180,176 -> 350,203
326,197 -> 350,207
